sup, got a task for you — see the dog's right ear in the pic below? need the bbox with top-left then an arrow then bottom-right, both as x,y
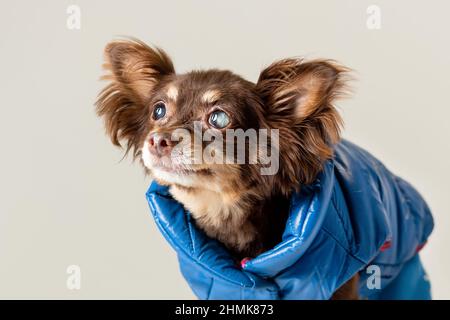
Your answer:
96,39 -> 174,151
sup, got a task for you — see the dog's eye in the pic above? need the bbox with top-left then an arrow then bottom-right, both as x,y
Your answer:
153,102 -> 166,120
208,110 -> 230,129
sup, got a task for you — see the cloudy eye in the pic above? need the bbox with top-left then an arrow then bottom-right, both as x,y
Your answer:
153,102 -> 166,120
208,110 -> 230,129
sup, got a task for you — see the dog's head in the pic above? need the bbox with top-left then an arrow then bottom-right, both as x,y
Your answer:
96,39 -> 349,196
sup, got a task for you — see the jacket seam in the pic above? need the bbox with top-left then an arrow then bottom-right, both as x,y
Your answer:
330,192 -> 352,249
206,278 -> 214,300
320,227 -> 366,266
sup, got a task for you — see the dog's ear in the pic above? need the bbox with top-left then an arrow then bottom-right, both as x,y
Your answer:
96,39 -> 174,153
256,58 -> 348,122
256,58 -> 350,187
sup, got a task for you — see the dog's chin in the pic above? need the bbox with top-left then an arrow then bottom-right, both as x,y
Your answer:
150,166 -> 200,187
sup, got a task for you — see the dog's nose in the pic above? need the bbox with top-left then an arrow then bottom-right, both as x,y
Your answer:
148,132 -> 173,157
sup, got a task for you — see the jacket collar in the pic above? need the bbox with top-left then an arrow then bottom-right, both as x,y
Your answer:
146,161 -> 335,281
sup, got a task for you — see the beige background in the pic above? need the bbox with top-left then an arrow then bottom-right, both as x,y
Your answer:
0,0 -> 449,299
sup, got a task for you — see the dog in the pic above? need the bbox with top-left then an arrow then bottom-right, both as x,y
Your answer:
95,38 -> 375,299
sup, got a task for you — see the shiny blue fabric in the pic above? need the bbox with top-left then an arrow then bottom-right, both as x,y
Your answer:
146,140 -> 434,299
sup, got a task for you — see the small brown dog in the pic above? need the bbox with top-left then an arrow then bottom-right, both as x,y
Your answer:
96,38 -> 358,299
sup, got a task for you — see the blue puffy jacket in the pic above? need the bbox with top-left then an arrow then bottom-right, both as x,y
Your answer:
146,140 -> 434,299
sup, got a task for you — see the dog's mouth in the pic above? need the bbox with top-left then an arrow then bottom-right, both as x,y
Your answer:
152,163 -> 212,176
141,139 -> 214,178
149,161 -> 214,187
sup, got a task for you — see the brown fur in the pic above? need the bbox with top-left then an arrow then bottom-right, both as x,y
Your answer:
96,38 -> 356,299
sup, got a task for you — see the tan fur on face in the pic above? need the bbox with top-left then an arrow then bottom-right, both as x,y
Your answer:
202,89 -> 221,104
166,85 -> 178,102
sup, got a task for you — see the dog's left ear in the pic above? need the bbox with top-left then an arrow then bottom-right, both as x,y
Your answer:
256,58 -> 349,122
256,58 -> 350,187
